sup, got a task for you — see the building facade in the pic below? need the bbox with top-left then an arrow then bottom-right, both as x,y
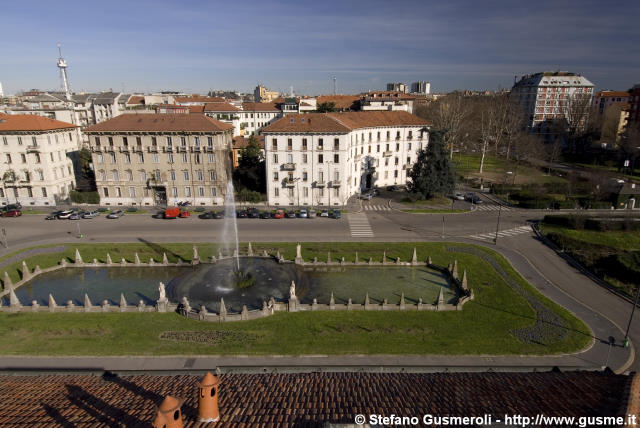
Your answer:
511,71 -> 595,133
411,81 -> 431,95
0,114 -> 79,206
239,103 -> 281,136
386,83 -> 408,93
262,111 -> 429,207
253,85 -> 279,103
84,114 -> 233,207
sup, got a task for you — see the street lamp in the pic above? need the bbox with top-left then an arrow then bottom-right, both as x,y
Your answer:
624,284 -> 640,347
493,204 -> 502,245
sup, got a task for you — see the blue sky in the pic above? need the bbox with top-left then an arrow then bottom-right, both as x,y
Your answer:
2,0 -> 638,96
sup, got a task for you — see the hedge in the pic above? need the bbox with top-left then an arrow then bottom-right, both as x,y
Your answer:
70,190 -> 100,204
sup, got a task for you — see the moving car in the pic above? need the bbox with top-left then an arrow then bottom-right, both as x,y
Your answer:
213,210 -> 225,219
82,210 -> 100,219
359,193 -> 373,200
320,209 -> 329,217
298,209 -> 308,218
106,210 -> 124,219
1,209 -> 22,217
273,210 -> 285,219
465,192 -> 482,204
57,210 -> 75,219
45,211 -> 63,220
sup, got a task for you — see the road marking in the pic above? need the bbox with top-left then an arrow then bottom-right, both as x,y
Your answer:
363,205 -> 390,211
468,225 -> 531,241
348,213 -> 374,237
475,204 -> 512,212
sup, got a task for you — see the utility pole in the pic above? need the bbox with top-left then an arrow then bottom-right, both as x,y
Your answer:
494,204 -> 502,244
441,216 -> 445,238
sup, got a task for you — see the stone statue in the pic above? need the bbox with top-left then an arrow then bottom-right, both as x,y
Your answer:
158,282 -> 166,302
289,280 -> 296,299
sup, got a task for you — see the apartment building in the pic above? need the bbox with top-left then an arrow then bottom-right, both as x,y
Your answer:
360,91 -> 416,113
84,114 -> 233,207
261,111 -> 429,207
511,71 -> 595,133
240,102 -> 281,136
0,114 -> 79,206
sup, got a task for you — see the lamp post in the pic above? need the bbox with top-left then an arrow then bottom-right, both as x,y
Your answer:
493,204 -> 502,245
624,284 -> 640,348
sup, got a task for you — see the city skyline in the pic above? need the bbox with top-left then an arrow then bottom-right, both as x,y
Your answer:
2,0 -> 639,96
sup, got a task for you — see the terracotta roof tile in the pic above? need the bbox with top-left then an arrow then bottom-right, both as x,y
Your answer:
242,102 -> 280,112
126,95 -> 144,105
204,103 -> 241,112
262,111 -> 429,133
175,96 -> 226,104
189,106 -> 205,114
0,372 -> 631,427
84,113 -> 233,133
0,114 -> 77,132
316,95 -> 360,110
233,135 -> 265,149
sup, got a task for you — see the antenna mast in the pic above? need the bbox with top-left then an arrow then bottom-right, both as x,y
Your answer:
56,42 -> 71,101
332,76 -> 336,95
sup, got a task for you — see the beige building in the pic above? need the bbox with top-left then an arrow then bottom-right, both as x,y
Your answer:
254,85 -> 279,103
84,114 -> 233,207
0,113 -> 79,206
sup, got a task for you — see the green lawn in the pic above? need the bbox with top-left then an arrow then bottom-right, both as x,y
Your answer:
453,153 -> 565,185
540,224 -> 640,251
0,242 -> 591,356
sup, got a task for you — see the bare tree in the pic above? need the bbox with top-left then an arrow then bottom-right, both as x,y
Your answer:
415,94 -> 471,158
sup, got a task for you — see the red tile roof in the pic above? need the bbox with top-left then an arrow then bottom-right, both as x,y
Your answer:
126,95 -> 145,105
595,91 -> 630,98
233,135 -> 265,149
175,96 -> 226,104
317,95 -> 360,110
84,113 -> 233,133
188,105 -> 205,114
204,102 -> 241,112
242,102 -> 280,112
0,114 -> 77,132
262,111 -> 429,133
0,371 -> 631,427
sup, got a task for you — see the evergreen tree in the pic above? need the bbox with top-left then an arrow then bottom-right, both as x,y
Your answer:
233,136 -> 266,193
408,130 -> 456,199
317,101 -> 336,113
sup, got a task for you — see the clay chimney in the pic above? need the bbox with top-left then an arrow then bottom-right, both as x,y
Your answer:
198,372 -> 221,422
152,395 -> 184,428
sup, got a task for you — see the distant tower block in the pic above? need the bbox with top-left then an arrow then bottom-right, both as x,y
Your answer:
0,81 -> 4,98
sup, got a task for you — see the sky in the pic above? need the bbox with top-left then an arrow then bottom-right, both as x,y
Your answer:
1,0 -> 639,96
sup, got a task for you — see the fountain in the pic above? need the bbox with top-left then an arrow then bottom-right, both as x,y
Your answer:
222,181 -> 241,271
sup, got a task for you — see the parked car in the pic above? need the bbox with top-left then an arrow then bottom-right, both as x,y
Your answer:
68,212 -> 83,220
298,209 -> 308,218
247,208 -> 260,218
163,207 -> 190,219
465,192 -> 482,204
330,209 -> 341,219
236,209 -> 248,218
286,210 -> 296,218
372,188 -> 380,196
106,210 -> 124,219
82,210 -> 100,219
260,211 -> 272,219
45,210 -> 63,220
359,193 -> 373,200
386,185 -> 399,191
213,210 -> 225,219
273,210 -> 285,219
4,203 -> 22,211
320,209 -> 330,217
57,210 -> 75,219
1,209 -> 21,217
453,192 -> 465,200
199,211 -> 215,219
308,209 -> 317,218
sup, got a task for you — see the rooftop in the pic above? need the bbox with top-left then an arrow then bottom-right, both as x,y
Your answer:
175,96 -> 226,104
0,371 -> 631,426
204,102 -> 241,112
0,113 -> 77,132
84,113 -> 233,133
233,135 -> 265,149
262,111 -> 429,133
242,102 -> 280,112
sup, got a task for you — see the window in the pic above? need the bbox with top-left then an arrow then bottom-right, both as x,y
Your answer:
31,136 -> 37,146
169,170 -> 175,181
127,170 -> 133,181
377,132 -> 380,141
287,153 -> 293,163
334,138 -> 339,150
21,154 -> 26,163
167,136 -> 172,147
318,154 -> 324,163
140,171 -> 147,182
302,154 -> 308,163
153,153 -> 159,163
273,154 -> 278,163
58,151 -> 62,161
185,186 -> 191,197
122,136 -> 128,147
99,170 -> 106,181
408,142 -> 412,150
274,188 -> 279,197
113,170 -> 119,181
319,188 -> 324,197
129,187 -> 135,197
303,171 -> 308,181
396,131 -> 400,140
210,170 -> 216,180
386,143 -> 390,151
97,154 -> 103,163
386,131 -> 390,140
38,170 -> 44,180
385,158 -> 389,166
108,137 -> 114,146
396,143 -> 400,151
103,187 -> 109,197
172,187 -> 178,197
287,138 -> 292,150
211,187 -> 217,196
208,137 -> 213,148
55,135 -> 59,144
195,153 -> 201,164
334,171 -> 339,181
377,144 -> 380,152
168,154 -> 174,163
334,154 -> 339,163
197,170 -> 203,181
138,137 -> 143,146
109,152 -> 116,163
94,137 -> 101,146
288,187 -> 294,197
138,153 -> 144,163
302,138 -> 307,150
124,153 -> 131,163
198,187 -> 204,197
407,156 -> 411,164
273,171 -> 279,181
41,187 -> 47,197
394,170 -> 398,178
17,136 -> 22,145
183,171 -> 189,181
272,139 -> 278,150
319,171 -> 324,182
5,154 -> 10,163
155,170 -> 161,181
318,138 -> 324,149
394,157 -> 399,165
208,153 -> 214,163
181,137 -> 187,147
194,136 -> 200,147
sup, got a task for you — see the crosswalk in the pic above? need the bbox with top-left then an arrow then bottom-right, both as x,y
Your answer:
362,204 -> 391,211
348,213 -> 374,237
474,203 -> 514,212
468,225 -> 531,241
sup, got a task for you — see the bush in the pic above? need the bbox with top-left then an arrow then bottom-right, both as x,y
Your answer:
236,188 -> 264,203
70,190 -> 100,204
125,207 -> 138,213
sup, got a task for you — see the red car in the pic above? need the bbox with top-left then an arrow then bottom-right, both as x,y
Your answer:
1,209 -> 22,217
272,209 -> 285,219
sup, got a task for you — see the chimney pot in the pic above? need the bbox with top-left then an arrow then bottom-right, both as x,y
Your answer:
197,372 -> 221,422
153,395 -> 184,428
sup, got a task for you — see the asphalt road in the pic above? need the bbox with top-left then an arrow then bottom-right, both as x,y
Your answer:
0,197 -> 637,373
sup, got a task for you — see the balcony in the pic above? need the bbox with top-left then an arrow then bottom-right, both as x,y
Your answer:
284,178 -> 296,187
383,151 -> 392,157
282,163 -> 296,171
118,146 -> 129,153
163,146 -> 173,153
177,146 -> 187,153
191,146 -> 201,152
26,145 -> 40,153
315,180 -> 326,188
204,146 -> 214,153
329,181 -> 340,188
147,146 -> 158,153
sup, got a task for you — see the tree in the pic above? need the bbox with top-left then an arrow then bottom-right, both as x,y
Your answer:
408,130 -> 456,199
232,136 -> 266,193
415,94 -> 471,158
316,101 -> 336,113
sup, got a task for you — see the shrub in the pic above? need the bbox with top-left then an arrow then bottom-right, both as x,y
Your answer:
236,188 -> 265,203
70,190 -> 100,204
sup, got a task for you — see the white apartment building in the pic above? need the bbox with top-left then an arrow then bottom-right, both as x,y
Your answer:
511,71 -> 594,133
360,91 -> 416,114
240,102 -> 281,136
84,114 -> 233,207
204,102 -> 242,136
262,111 -> 430,207
0,114 -> 79,206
